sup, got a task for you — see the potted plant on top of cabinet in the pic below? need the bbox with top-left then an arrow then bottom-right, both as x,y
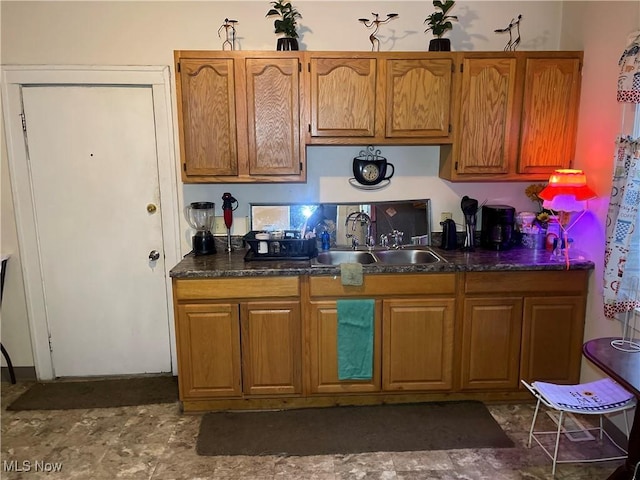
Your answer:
266,1 -> 302,51
424,0 -> 458,51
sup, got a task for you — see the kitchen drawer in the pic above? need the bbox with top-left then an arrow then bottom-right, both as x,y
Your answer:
464,271 -> 588,295
309,274 -> 455,297
174,277 -> 300,301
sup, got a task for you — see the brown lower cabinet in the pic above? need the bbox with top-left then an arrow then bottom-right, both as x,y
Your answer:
240,301 -> 302,396
172,270 -> 588,412
521,295 -> 586,385
382,298 -> 455,392
175,303 -> 242,399
173,277 -> 302,410
463,271 -> 588,391
307,300 -> 382,394
460,297 -> 523,390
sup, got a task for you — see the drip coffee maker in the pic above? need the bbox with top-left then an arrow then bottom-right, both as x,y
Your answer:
186,202 -> 216,255
481,205 -> 515,251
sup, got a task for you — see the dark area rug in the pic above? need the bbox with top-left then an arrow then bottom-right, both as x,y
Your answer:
196,401 -> 514,456
7,375 -> 178,410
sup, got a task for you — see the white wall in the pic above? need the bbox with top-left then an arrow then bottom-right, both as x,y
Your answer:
559,1 -> 640,383
1,0 -> 635,371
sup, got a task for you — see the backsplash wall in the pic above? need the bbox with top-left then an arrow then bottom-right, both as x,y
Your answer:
184,146 -> 536,253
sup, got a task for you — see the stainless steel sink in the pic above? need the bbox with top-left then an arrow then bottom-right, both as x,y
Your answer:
315,250 -> 378,265
374,249 -> 442,265
312,247 -> 445,266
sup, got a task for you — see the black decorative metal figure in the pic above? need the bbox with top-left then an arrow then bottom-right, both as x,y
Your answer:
358,12 -> 398,52
218,18 -> 238,50
494,14 -> 522,51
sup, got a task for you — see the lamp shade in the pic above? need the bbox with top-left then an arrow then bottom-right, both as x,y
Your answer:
538,169 -> 596,212
538,169 -> 597,202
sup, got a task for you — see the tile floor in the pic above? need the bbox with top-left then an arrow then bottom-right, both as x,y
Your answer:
0,381 -> 626,479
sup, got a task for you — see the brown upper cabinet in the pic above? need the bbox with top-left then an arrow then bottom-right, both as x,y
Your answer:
307,52 -> 455,145
174,51 -> 305,183
174,50 -> 582,183
440,51 -> 583,181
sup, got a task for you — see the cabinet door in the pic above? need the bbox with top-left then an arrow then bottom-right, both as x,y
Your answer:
461,297 -> 523,390
308,300 -> 381,393
309,57 -> 378,137
456,57 -> 518,175
245,57 -> 301,175
175,303 -> 241,399
521,296 -> 586,385
385,58 -> 454,138
176,58 -> 238,177
241,301 -> 302,396
518,57 -> 581,174
382,298 -> 455,391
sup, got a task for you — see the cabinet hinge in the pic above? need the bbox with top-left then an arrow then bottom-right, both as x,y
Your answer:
183,163 -> 187,172
48,333 -> 53,353
308,63 -> 311,73
298,62 -> 301,73
448,124 -> 452,133
308,124 -> 311,132
19,113 -> 26,132
177,62 -> 180,73
460,63 -> 464,73
299,162 -> 303,171
451,63 -> 454,73
454,162 -> 458,171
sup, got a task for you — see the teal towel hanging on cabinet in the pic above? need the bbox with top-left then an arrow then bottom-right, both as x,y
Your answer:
337,299 -> 374,380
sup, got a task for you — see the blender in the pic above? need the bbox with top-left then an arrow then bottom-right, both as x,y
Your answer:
186,202 -> 216,255
221,192 -> 238,253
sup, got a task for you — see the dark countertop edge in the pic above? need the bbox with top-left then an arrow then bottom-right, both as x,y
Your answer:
169,251 -> 595,278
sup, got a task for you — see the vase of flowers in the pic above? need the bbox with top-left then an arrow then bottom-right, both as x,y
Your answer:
523,183 -> 562,250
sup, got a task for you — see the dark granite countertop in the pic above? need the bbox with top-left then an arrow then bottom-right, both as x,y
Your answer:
169,245 -> 594,279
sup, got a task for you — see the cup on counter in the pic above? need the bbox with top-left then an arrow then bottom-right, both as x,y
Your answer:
255,232 -> 270,254
522,232 -> 546,249
516,211 -> 537,232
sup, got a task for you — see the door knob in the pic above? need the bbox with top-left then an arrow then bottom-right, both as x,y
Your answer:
147,204 -> 157,214
148,250 -> 160,261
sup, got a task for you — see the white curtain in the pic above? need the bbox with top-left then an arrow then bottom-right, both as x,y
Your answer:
603,137 -> 640,318
603,32 -> 640,318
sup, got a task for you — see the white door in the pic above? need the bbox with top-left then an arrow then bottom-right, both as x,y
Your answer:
20,84 -> 172,377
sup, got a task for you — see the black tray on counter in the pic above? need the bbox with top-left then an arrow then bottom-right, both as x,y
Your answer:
243,231 -> 318,261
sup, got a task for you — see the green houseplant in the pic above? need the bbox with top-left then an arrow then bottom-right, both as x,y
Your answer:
424,0 -> 458,51
266,1 -> 302,50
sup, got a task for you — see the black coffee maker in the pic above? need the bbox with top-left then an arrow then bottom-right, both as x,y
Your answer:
480,205 -> 516,251
186,202 -> 216,255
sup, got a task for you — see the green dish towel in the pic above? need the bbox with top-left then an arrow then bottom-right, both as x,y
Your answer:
337,299 -> 374,380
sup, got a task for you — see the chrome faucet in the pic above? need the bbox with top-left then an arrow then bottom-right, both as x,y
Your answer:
345,211 -> 374,250
380,234 -> 388,248
390,229 -> 404,249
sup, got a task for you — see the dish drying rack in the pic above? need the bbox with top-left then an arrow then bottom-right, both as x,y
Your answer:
611,275 -> 640,352
243,230 -> 318,261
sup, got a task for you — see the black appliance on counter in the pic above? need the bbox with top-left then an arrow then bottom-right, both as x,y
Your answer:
440,219 -> 458,250
480,205 -> 515,251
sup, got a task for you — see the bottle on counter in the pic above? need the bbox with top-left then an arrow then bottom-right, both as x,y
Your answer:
321,231 -> 331,250
545,216 -> 561,252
